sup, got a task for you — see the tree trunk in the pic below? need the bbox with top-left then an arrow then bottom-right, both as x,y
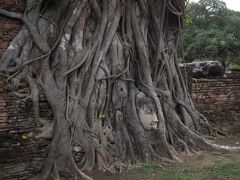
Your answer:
0,0 -> 239,179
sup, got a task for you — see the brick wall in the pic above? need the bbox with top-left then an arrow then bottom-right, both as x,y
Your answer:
0,81 -> 51,179
0,0 -> 25,56
0,1 -> 50,179
190,70 -> 240,126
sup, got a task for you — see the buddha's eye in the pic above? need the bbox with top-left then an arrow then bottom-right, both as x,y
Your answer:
145,109 -> 152,114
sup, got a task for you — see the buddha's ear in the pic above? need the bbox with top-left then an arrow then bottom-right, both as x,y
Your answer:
135,91 -> 146,110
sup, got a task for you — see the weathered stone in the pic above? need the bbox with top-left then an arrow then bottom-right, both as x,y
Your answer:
179,60 -> 224,78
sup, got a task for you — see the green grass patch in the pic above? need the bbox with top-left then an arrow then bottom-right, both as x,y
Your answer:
128,164 -> 163,180
207,161 -> 240,180
126,158 -> 240,180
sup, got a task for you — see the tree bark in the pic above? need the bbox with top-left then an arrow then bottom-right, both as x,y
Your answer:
0,0 -> 239,179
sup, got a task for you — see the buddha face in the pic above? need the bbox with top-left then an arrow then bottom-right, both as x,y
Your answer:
136,92 -> 159,130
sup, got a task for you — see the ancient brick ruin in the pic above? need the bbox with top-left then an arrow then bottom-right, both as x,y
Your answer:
0,1 -> 240,179
0,0 -> 25,57
190,70 -> 240,130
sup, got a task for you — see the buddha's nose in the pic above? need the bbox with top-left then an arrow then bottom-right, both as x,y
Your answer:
152,114 -> 158,122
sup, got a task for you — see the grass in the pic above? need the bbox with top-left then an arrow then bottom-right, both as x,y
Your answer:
128,164 -> 163,180
46,146 -> 240,180
126,158 -> 240,180
207,161 -> 240,180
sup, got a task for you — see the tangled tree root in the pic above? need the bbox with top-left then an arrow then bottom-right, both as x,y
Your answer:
0,0 -> 239,179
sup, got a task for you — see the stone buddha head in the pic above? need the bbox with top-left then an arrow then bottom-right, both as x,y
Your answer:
136,92 -> 158,130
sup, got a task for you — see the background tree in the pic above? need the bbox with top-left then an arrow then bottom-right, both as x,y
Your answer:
0,0 -> 240,180
181,0 -> 240,69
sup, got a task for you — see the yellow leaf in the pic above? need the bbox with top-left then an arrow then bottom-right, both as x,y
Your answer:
21,134 -> 27,140
99,114 -> 106,120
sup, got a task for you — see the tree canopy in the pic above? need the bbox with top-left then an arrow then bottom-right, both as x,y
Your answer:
181,0 -> 240,68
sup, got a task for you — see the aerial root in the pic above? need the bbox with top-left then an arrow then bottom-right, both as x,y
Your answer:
199,137 -> 240,154
35,120 -> 54,139
181,122 -> 240,154
68,154 -> 93,180
1,1 -> 239,180
153,152 -> 182,164
213,128 -> 229,137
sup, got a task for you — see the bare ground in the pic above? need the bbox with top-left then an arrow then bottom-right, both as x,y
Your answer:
87,134 -> 240,180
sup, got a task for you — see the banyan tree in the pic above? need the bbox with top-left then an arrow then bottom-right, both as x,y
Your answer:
0,0 -> 239,179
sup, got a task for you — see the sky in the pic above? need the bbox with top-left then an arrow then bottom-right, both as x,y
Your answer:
190,0 -> 240,12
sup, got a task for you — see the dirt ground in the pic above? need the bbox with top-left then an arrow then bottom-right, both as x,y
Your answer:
88,135 -> 240,180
